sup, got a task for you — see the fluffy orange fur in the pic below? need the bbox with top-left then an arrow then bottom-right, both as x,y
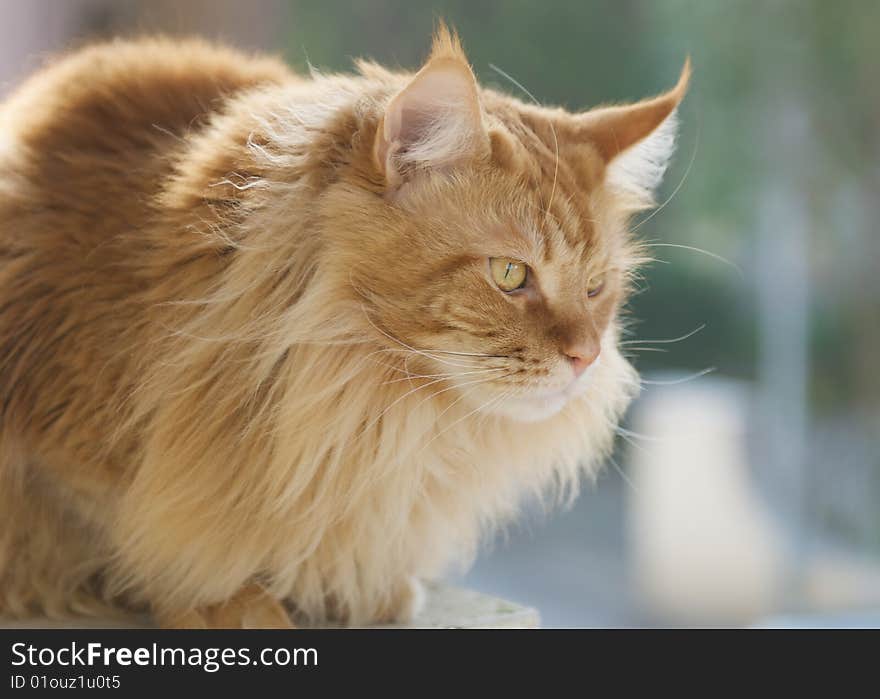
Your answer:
0,29 -> 688,627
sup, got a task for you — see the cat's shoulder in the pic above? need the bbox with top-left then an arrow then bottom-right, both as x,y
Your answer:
1,36 -> 296,150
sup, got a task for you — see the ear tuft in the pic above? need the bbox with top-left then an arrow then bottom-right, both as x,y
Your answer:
430,21 -> 468,64
605,104 -> 680,205
373,23 -> 488,187
576,59 -> 691,206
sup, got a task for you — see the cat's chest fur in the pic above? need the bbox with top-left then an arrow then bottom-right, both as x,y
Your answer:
242,353 -> 628,623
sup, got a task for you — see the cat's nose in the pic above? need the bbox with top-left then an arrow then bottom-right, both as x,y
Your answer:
564,343 -> 600,377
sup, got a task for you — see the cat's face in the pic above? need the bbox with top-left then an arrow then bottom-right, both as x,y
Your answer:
359,169 -> 628,423
343,29 -> 688,422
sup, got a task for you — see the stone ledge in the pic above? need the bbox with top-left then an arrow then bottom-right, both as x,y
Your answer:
379,583 -> 540,629
0,584 -> 540,629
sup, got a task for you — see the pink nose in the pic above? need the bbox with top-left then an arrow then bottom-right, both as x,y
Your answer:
565,345 -> 600,377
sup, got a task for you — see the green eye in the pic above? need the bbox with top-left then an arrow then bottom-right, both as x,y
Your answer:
490,258 -> 528,292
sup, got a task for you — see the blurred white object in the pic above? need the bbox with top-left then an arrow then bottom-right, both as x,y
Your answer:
627,376 -> 880,625
801,551 -> 880,613
627,377 -> 786,624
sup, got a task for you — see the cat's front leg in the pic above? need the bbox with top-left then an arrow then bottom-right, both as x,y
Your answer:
156,583 -> 292,629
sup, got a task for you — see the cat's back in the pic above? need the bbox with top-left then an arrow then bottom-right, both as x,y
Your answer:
0,37 -> 294,249
0,39 -> 295,466
1,36 -> 294,159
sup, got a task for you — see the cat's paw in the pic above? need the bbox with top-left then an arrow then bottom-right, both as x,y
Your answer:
377,577 -> 426,625
158,584 -> 293,629
396,577 -> 427,623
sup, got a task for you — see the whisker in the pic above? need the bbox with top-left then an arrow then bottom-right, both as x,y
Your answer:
620,323 -> 706,346
422,348 -> 511,360
351,299 -> 482,371
612,426 -> 653,458
356,371 -> 507,445
151,123 -> 185,143
355,375 -> 451,440
631,111 -> 700,234
644,242 -> 744,278
358,304 -> 484,370
402,384 -> 510,478
360,348 -> 459,379
418,375 -> 505,433
412,378 -> 515,460
488,63 -> 559,236
381,366 -> 506,385
351,277 -> 507,366
408,371 -> 510,416
476,388 -> 511,430
639,367 -> 715,386
607,455 -> 639,494
376,347 -> 484,369
616,426 -> 664,443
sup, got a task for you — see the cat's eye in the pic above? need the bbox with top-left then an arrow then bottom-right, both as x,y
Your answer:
490,257 -> 528,292
587,276 -> 606,298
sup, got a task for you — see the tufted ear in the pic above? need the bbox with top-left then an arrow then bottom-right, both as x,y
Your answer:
574,60 -> 691,204
373,26 -> 490,187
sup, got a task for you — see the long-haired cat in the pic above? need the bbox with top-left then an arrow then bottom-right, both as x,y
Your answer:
0,27 -> 688,627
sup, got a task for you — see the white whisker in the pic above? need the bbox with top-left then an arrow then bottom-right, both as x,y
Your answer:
376,347 -> 483,369
381,366 -> 506,385
358,304 -> 484,370
613,426 -> 653,458
423,347 -> 511,359
620,323 -> 706,346
356,371 -> 508,446
616,426 -> 664,443
409,371 -> 510,416
412,380 -> 514,461
355,375 -> 451,440
639,367 -> 715,386
644,242 -> 743,277
488,63 -> 559,236
607,455 -> 639,494
631,113 -> 700,233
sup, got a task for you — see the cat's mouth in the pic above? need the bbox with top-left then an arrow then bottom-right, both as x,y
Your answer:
481,357 -> 600,423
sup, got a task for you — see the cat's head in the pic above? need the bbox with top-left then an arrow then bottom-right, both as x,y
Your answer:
337,27 -> 689,422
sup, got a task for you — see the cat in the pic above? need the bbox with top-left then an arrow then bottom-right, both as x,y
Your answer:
0,26 -> 688,628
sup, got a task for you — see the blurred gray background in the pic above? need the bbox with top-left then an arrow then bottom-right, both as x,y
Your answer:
2,0 -> 878,627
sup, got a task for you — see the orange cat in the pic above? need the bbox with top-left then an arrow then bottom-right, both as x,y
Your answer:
0,28 -> 688,627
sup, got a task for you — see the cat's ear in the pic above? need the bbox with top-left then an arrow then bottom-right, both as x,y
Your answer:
373,26 -> 489,187
575,60 -> 691,204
